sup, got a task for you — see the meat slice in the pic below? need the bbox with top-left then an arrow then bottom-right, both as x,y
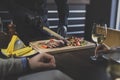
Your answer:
46,39 -> 65,48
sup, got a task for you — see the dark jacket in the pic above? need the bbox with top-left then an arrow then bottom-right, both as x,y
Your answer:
1,0 -> 69,44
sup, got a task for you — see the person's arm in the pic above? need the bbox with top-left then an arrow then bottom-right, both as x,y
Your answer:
0,53 -> 56,77
55,0 -> 69,26
0,58 -> 24,77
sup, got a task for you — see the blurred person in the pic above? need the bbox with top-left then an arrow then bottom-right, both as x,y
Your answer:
1,0 -> 69,44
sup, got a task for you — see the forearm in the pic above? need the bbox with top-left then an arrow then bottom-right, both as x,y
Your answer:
0,58 -> 23,77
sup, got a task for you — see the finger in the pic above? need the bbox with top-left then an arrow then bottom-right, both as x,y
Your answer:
39,62 -> 56,68
51,56 -> 56,64
44,53 -> 56,64
36,53 -> 55,64
33,53 -> 42,59
43,53 -> 55,60
35,53 -> 56,64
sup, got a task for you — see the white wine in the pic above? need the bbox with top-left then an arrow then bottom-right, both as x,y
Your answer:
90,23 -> 107,61
92,34 -> 106,43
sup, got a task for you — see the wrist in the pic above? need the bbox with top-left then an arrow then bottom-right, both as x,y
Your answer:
21,57 -> 31,72
26,58 -> 31,71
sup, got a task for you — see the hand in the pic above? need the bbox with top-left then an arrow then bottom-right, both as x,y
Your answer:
28,53 -> 56,71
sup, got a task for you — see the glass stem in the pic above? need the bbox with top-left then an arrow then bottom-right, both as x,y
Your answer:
94,43 -> 99,57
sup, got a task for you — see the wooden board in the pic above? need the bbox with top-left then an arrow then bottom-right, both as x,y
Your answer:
29,40 -> 95,54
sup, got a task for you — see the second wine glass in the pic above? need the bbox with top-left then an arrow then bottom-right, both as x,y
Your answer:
90,23 -> 107,61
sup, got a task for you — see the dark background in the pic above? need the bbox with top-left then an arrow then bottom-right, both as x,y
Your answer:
85,0 -> 112,41
0,0 -> 113,46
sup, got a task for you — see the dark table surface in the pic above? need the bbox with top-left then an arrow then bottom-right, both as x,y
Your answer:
54,47 -> 110,80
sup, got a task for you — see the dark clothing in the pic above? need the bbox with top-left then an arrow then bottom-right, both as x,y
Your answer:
10,0 -> 69,26
1,0 -> 69,45
55,0 -> 69,26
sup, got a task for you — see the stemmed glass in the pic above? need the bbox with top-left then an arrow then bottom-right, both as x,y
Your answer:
90,23 -> 107,60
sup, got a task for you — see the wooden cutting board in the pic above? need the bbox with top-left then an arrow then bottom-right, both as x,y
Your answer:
29,40 -> 95,54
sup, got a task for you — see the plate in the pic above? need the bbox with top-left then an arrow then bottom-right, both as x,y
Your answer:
29,40 -> 95,54
1,49 -> 37,57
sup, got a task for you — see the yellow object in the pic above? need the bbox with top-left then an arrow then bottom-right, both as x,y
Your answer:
1,35 -> 31,57
6,35 -> 17,55
13,46 -> 32,56
1,49 -> 36,57
1,49 -> 11,57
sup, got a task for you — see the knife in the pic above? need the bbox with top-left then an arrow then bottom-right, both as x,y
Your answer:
43,26 -> 69,44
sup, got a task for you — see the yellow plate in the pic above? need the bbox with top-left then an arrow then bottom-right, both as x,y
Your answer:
1,49 -> 37,57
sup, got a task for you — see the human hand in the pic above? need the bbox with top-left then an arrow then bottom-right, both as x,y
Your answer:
28,53 -> 56,70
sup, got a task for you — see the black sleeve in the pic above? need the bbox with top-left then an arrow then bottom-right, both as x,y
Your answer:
54,0 -> 69,26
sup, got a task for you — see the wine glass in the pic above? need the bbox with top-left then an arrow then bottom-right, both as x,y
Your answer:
90,23 -> 107,60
